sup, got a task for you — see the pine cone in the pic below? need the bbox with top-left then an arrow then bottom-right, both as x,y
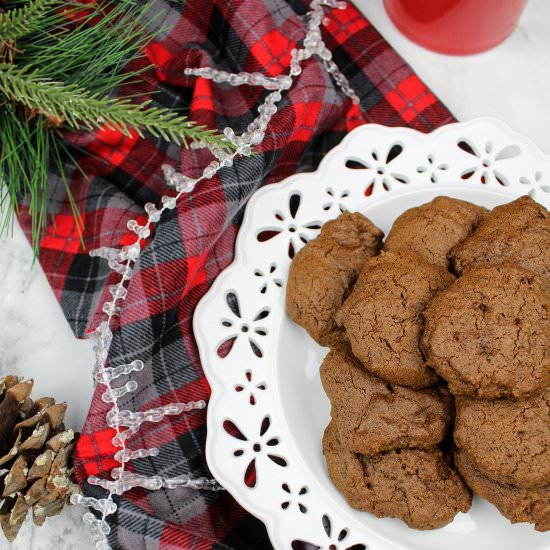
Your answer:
0,376 -> 80,542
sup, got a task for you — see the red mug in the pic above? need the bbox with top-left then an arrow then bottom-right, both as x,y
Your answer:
383,0 -> 528,55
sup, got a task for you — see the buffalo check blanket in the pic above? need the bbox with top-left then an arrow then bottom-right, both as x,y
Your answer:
17,0 -> 455,548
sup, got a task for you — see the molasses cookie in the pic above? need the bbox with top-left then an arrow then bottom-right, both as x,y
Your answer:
454,389 -> 550,489
320,347 -> 453,455
323,421 -> 472,530
422,263 -> 550,399
335,251 -> 455,387
384,196 -> 486,269
452,195 -> 550,279
286,212 -> 383,346
455,449 -> 550,532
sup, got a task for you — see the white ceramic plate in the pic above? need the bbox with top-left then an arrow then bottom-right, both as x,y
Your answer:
194,119 -> 550,550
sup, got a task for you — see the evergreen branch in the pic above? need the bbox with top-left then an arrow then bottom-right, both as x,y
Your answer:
1,0 -> 234,255
0,0 -> 59,40
0,101 -> 82,256
16,0 -> 155,95
0,63 -> 231,149
1,102 -> 50,252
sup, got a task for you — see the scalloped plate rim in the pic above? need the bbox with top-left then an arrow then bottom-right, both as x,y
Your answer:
194,117 -> 550,550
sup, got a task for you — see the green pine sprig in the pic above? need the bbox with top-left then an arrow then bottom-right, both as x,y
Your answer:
0,0 -> 233,255
0,63 -> 225,146
0,0 -> 58,40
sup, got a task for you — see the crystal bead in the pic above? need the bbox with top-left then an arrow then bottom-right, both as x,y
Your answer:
320,48 -> 332,61
309,14 -> 323,27
94,349 -> 109,369
250,131 -> 265,145
277,75 -> 292,90
175,181 -> 196,194
249,73 -> 263,86
111,431 -> 132,447
304,37 -> 318,50
106,258 -> 124,276
114,447 -> 159,463
239,144 -> 252,156
72,495 -> 118,516
101,381 -> 138,403
325,60 -> 338,73
203,161 -> 220,179
102,301 -> 120,316
214,70 -> 229,82
173,174 -> 195,191
162,164 -> 175,180
123,243 -> 141,261
127,219 -> 139,232
101,360 -> 144,383
90,246 -> 118,260
145,202 -> 162,223
161,196 -> 177,210
95,320 -> 111,338
136,225 -> 150,239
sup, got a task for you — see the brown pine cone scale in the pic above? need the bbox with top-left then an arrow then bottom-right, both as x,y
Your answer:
0,376 -> 79,541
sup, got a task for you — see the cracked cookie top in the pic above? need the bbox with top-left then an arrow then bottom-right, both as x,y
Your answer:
320,346 -> 452,455
454,388 -> 550,489
454,447 -> 550,532
286,212 -> 383,347
323,421 -> 472,530
452,195 -> 550,279
384,196 -> 486,269
422,262 -> 550,399
336,251 -> 455,387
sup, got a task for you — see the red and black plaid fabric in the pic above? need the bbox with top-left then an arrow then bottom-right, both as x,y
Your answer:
17,1 -> 455,548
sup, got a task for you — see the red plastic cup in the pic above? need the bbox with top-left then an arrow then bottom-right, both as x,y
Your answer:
383,0 -> 528,55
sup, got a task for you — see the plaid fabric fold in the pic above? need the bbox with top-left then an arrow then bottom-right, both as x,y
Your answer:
17,1 -> 455,548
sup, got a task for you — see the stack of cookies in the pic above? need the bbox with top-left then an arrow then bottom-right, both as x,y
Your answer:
423,196 -> 550,531
286,195 -> 550,531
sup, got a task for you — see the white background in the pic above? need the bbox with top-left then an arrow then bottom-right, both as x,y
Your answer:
356,0 -> 550,149
2,0 -> 549,547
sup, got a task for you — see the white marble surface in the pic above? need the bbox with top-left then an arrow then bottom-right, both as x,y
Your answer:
356,0 -> 550,150
2,1 -> 550,548
0,224 -> 95,550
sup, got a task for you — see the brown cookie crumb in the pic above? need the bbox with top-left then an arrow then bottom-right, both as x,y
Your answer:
422,263 -> 550,399
452,195 -> 550,279
323,421 -> 472,529
385,196 -> 486,268
454,389 -> 550,489
455,448 -> 550,532
336,252 -> 454,387
320,347 -> 453,455
286,212 -> 383,346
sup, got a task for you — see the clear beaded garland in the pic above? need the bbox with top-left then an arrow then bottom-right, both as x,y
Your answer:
81,2 -> 359,548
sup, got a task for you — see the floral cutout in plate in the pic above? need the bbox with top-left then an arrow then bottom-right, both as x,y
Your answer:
194,119 -> 550,550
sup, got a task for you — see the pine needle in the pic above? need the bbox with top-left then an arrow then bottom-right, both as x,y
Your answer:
0,0 -> 233,254
15,1 -> 155,95
0,103 -> 51,251
0,63 -> 228,147
0,0 -> 59,40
